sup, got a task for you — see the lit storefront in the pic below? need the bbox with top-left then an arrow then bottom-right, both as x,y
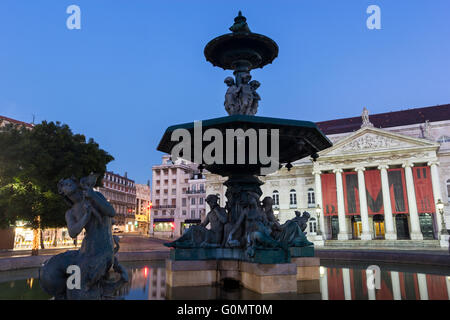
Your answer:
153,218 -> 175,238
181,219 -> 201,235
13,221 -> 84,250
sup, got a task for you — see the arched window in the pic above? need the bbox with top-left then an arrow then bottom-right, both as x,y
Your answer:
289,189 -> 297,207
307,188 -> 315,207
272,190 -> 279,206
309,217 -> 317,234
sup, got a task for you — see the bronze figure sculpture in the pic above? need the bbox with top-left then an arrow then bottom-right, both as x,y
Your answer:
39,174 -> 128,299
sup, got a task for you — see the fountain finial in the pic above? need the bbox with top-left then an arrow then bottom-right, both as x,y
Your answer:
229,11 -> 251,33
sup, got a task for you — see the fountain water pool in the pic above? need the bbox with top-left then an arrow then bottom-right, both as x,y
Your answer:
1,260 -> 448,300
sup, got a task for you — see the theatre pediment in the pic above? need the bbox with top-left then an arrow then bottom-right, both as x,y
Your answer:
319,127 -> 439,157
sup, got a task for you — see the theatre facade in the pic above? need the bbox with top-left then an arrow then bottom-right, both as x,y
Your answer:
205,104 -> 450,247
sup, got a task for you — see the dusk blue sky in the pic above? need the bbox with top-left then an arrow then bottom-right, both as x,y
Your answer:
1,1 -> 449,184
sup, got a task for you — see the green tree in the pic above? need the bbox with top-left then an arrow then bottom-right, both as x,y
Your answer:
0,121 -> 114,254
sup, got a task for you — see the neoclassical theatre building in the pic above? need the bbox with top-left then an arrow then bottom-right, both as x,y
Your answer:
205,104 -> 450,247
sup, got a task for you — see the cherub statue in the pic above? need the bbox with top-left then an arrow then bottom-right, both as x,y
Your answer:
224,77 -> 240,115
237,73 -> 254,115
247,80 -> 261,115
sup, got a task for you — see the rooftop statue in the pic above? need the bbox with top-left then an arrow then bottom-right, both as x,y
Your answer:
361,107 -> 374,128
39,174 -> 128,300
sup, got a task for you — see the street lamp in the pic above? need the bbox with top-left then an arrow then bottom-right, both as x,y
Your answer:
315,204 -> 322,236
436,199 -> 448,236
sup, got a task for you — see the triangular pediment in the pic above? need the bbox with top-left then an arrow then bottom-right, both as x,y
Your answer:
318,126 -> 439,157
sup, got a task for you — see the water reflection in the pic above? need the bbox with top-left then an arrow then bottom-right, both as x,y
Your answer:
0,260 -> 449,300
320,265 -> 450,300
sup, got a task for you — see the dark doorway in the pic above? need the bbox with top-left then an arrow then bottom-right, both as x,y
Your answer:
330,216 -> 339,240
395,214 -> 410,239
419,213 -> 435,240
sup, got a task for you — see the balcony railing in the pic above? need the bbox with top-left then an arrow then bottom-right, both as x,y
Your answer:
153,205 -> 176,209
184,189 -> 206,194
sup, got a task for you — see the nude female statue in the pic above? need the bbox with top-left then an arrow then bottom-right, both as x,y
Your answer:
39,174 -> 128,299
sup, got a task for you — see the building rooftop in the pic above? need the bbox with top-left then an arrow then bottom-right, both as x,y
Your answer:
0,115 -> 34,128
316,104 -> 450,135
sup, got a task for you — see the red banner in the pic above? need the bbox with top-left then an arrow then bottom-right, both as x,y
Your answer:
364,170 -> 384,215
413,166 -> 435,213
387,168 -> 409,214
343,172 -> 360,215
321,173 -> 338,216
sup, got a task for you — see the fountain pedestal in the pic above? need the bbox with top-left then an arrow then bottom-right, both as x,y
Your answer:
165,257 -> 320,295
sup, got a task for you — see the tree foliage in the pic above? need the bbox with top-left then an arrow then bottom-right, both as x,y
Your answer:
0,121 -> 114,229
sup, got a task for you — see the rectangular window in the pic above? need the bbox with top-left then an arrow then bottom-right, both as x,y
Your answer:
290,193 -> 297,205
274,195 -> 279,205
191,198 -> 195,205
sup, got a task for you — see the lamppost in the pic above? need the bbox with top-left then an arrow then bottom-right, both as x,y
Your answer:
315,204 -> 322,236
436,199 -> 448,236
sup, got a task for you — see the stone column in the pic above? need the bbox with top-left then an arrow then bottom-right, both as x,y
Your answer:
428,161 -> 444,234
378,164 -> 397,240
342,268 -> 352,300
355,167 -> 372,240
446,274 -> 450,300
313,169 -> 326,240
334,169 -> 350,240
390,271 -> 401,300
402,162 -> 423,240
320,267 -> 329,300
417,273 -> 429,300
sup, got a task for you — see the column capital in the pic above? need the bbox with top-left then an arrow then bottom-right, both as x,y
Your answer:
333,168 -> 343,174
354,166 -> 366,172
377,164 -> 389,170
402,161 -> 414,168
427,161 -> 440,167
312,169 -> 322,175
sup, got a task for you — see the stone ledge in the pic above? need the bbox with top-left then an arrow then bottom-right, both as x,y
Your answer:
296,266 -> 320,281
292,257 -> 320,267
166,269 -> 218,287
166,259 -> 218,271
168,246 -> 314,264
166,258 -> 311,294
239,261 -> 296,276
0,250 -> 170,272
316,249 -> 450,267
241,272 -> 297,294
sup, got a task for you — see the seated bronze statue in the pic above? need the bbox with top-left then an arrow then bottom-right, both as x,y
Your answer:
164,194 -> 227,248
39,174 -> 128,300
